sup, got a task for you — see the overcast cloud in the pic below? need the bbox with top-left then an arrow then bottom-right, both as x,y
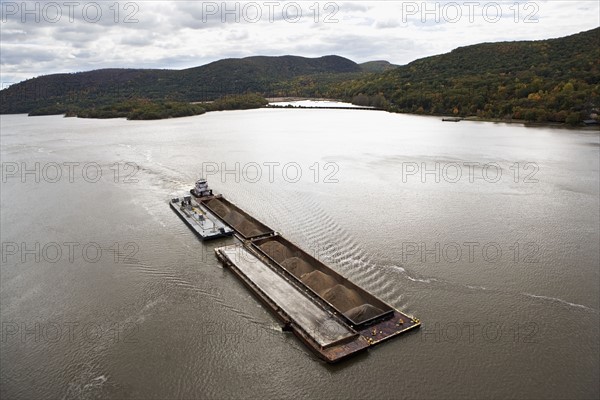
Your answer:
0,0 -> 598,85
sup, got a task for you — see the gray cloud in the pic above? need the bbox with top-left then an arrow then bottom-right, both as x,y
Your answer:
0,45 -> 56,64
0,0 -> 598,84
120,33 -> 156,47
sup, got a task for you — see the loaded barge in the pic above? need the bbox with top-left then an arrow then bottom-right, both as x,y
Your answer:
171,180 -> 420,363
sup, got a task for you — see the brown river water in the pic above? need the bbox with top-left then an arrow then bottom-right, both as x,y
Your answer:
1,108 -> 598,399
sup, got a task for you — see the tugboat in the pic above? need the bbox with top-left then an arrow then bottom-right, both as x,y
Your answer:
170,179 -> 233,240
191,178 -> 212,197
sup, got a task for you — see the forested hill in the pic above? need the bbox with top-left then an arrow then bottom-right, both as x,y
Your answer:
328,28 -> 600,124
0,55 -> 361,114
1,28 -> 599,125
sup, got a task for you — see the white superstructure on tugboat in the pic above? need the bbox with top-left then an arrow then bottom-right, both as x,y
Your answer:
191,179 -> 213,197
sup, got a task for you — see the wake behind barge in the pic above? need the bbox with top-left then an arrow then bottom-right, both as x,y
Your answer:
171,180 -> 420,363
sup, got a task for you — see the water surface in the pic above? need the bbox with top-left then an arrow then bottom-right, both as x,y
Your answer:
1,110 -> 598,399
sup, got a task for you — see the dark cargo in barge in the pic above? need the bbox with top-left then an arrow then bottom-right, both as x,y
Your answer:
251,235 -> 394,329
202,196 -> 274,240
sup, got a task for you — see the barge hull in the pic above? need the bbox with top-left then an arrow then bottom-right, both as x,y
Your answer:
170,198 -> 233,240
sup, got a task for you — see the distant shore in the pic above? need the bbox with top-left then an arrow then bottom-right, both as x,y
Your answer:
16,95 -> 600,130
266,97 -> 341,103
444,116 -> 599,130
263,98 -> 599,130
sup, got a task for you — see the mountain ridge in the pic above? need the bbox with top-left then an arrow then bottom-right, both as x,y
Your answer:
0,55 -> 363,114
1,28 -> 598,124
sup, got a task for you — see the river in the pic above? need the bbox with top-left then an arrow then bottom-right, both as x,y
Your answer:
1,108 -> 598,399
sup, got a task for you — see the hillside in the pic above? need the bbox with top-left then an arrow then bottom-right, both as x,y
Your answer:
0,55 -> 361,115
1,28 -> 599,124
327,28 -> 600,124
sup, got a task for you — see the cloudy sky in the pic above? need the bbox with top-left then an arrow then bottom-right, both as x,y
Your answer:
0,0 -> 598,85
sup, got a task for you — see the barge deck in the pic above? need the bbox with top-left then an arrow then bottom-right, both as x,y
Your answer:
170,196 -> 234,240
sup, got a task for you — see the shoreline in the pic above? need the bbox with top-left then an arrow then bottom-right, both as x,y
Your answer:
263,99 -> 599,130
458,116 -> 599,130
265,96 -> 340,102
6,103 -> 599,131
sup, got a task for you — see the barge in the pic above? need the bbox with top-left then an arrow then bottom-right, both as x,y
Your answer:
173,179 -> 420,362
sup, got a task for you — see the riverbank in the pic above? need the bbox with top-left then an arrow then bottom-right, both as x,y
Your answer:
30,94 -> 269,120
23,94 -> 600,129
264,98 -> 599,129
266,97 -> 339,102
459,116 -> 599,130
